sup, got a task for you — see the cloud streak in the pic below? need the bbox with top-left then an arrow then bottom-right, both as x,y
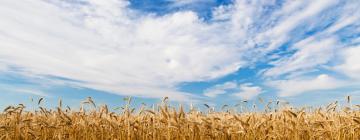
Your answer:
203,81 -> 237,98
233,83 -> 263,100
204,82 -> 262,100
267,74 -> 346,97
0,83 -> 48,97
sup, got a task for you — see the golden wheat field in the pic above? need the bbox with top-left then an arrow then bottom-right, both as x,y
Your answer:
0,97 -> 359,140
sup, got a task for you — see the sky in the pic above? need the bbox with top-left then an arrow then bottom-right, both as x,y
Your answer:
0,0 -> 360,110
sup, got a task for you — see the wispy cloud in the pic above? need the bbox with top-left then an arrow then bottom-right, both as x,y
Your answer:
258,0 -> 360,97
12,89 -> 48,97
0,84 -> 48,97
204,82 -> 262,100
168,0 -> 213,7
267,74 -> 346,97
233,83 -> 263,100
203,81 -> 237,98
253,0 -> 338,52
264,37 -> 338,77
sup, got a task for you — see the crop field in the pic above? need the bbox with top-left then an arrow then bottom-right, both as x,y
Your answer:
0,97 -> 359,140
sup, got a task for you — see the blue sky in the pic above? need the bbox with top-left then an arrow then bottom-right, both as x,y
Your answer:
0,0 -> 360,110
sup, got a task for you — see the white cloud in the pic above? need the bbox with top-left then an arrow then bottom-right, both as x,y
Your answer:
211,0 -> 339,62
0,0 -> 358,101
262,0 -> 360,79
233,83 -> 263,100
267,74 -> 346,97
168,0 -> 210,7
324,1 -> 360,34
255,0 -> 338,51
203,81 -> 237,97
204,82 -> 262,100
12,89 -> 48,97
264,37 -> 338,77
0,0 -> 245,101
334,46 -> 360,80
259,0 -> 360,97
270,0 -> 336,36
0,84 -> 48,97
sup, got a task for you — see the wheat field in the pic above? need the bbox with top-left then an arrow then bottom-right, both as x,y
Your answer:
0,97 -> 359,140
